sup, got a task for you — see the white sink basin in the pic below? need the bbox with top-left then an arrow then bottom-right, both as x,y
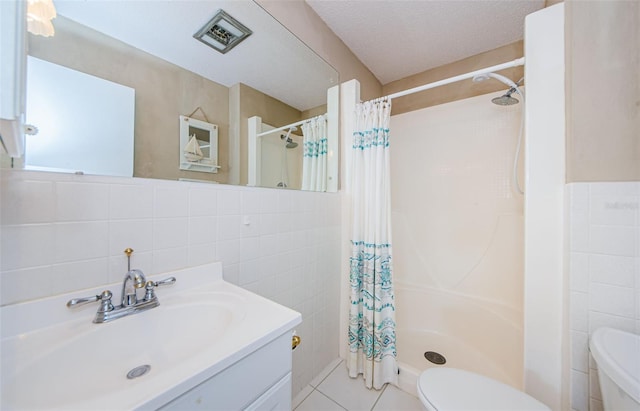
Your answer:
1,263 -> 301,410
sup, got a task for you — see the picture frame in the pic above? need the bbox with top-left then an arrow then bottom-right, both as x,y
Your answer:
179,115 -> 219,173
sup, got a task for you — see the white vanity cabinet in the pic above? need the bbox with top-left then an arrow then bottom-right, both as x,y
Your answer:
159,333 -> 293,411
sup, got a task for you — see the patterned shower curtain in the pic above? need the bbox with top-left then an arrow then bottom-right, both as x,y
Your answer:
301,114 -> 328,192
347,97 -> 398,389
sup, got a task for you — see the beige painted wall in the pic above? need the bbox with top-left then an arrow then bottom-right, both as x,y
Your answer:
28,16 -> 231,183
383,42 -> 524,116
301,104 -> 327,119
233,83 -> 302,186
565,0 -> 640,182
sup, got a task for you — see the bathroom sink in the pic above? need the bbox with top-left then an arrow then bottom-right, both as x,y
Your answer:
1,263 -> 301,410
3,295 -> 240,409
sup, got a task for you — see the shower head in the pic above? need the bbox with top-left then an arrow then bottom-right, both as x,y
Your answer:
285,140 -> 298,149
281,126 -> 298,149
491,88 -> 519,106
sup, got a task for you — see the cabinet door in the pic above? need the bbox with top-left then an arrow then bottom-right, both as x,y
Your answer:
159,333 -> 291,411
244,373 -> 291,411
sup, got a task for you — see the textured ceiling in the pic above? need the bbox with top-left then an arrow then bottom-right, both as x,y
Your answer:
306,0 -> 544,84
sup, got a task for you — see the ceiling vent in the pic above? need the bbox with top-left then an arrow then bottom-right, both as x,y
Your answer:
193,9 -> 252,54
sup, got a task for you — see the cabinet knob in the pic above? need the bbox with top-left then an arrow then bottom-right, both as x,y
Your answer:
292,335 -> 301,350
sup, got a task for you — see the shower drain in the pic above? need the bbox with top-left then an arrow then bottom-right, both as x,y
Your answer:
127,364 -> 151,380
424,351 -> 446,365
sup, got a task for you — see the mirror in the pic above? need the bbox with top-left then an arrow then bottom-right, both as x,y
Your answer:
13,0 -> 339,191
25,55 -> 135,177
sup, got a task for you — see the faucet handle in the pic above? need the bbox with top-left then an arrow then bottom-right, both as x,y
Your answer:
67,290 -> 114,313
67,294 -> 99,307
143,277 -> 176,301
152,277 -> 176,287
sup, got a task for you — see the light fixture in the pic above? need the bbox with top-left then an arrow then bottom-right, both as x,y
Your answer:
26,0 -> 56,37
193,9 -> 252,54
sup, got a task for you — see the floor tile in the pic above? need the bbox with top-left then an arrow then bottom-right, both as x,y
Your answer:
293,384 -> 314,409
316,362 -> 383,411
310,358 -> 343,388
372,384 -> 424,411
295,390 -> 346,411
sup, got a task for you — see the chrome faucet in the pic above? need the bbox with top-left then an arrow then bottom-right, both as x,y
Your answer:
121,269 -> 146,306
67,270 -> 176,323
66,248 -> 175,323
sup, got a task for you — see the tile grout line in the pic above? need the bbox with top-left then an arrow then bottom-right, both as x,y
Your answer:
368,383 -> 389,411
315,360 -> 388,411
294,386 -> 347,411
316,389 -> 348,411
309,360 -> 346,409
293,359 -> 344,411
293,387 -> 315,411
314,359 -> 344,388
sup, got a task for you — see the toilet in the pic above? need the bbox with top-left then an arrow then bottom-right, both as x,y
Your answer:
589,327 -> 640,411
417,368 -> 551,411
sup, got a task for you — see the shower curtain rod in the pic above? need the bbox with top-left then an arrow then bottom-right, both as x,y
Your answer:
256,114 -> 325,138
383,57 -> 525,101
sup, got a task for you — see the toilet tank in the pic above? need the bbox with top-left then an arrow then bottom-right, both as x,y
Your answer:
589,327 -> 640,411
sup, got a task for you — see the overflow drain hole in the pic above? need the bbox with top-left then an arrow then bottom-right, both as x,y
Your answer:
127,364 -> 151,380
424,351 -> 446,365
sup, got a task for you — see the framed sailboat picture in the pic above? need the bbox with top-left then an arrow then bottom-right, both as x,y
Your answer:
179,115 -> 220,173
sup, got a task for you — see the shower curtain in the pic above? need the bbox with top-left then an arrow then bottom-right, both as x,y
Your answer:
301,115 -> 327,192
347,97 -> 398,389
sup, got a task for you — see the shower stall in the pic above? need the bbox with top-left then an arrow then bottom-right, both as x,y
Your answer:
390,89 -> 525,394
340,5 -> 565,406
340,59 -> 527,395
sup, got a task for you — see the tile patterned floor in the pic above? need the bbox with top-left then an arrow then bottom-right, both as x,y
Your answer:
293,360 -> 424,411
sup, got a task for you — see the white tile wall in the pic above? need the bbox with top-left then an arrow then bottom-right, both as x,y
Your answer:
0,169 -> 342,398
567,182 -> 640,411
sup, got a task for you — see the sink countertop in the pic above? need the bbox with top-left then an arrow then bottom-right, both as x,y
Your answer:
0,262 -> 302,410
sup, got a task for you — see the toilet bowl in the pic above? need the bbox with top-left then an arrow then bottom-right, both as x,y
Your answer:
589,327 -> 640,411
417,368 -> 550,411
